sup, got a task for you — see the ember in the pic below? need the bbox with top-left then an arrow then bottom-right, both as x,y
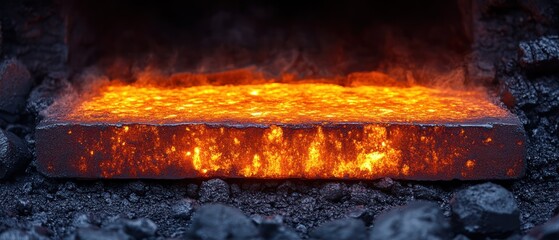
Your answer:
36,73 -> 526,179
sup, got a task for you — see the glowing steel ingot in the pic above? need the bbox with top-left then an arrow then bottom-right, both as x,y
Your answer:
36,83 -> 526,179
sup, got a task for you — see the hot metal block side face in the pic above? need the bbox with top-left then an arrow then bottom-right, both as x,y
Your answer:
36,82 -> 526,179
36,122 -> 526,180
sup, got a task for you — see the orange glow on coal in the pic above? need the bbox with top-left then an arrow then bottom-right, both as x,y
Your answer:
39,71 -> 525,179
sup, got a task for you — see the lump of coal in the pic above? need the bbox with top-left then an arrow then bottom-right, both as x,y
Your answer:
186,183 -> 199,198
123,218 -> 157,239
171,198 -> 195,219
450,182 -> 520,237
0,229 -> 34,240
199,179 -> 230,203
518,0 -> 559,24
373,177 -> 395,191
75,228 -> 131,240
370,201 -> 451,240
26,73 -> 70,117
187,204 -> 259,240
498,70 -> 538,109
15,198 -> 32,216
519,36 -> 559,74
0,129 -> 32,179
310,218 -> 367,240
0,59 -> 32,115
320,183 -> 347,202
254,215 -> 300,240
127,181 -> 147,196
523,214 -> 559,240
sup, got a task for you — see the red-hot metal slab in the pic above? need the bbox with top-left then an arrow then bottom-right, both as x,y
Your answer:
36,82 -> 526,180
36,120 -> 526,180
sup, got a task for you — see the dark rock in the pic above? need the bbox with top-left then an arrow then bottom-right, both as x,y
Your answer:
300,197 -> 317,212
518,0 -> 559,24
310,218 -> 367,240
370,201 -> 451,240
31,226 -> 53,238
532,77 -> 559,113
373,177 -> 394,191
21,182 -> 32,194
0,229 -> 34,240
72,213 -> 98,228
450,183 -> 520,237
171,198 -> 195,220
128,193 -> 139,203
453,234 -> 470,240
0,129 -> 32,179
320,183 -> 346,202
295,224 -> 308,234
254,215 -> 300,240
346,206 -> 375,226
389,181 -> 412,196
519,36 -> 559,74
0,59 -> 32,115
5,124 -> 31,139
75,228 -> 131,240
349,184 -> 370,205
128,181 -> 147,196
553,205 -> 559,216
412,184 -> 444,201
498,71 -> 538,108
123,218 -> 157,239
188,204 -> 259,240
186,183 -> 199,199
277,181 -> 297,194
230,183 -> 241,196
523,215 -> 559,240
199,179 -> 230,203
26,73 -> 70,117
15,199 -> 32,216
369,190 -> 393,205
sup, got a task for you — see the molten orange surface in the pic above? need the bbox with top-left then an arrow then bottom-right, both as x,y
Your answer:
41,77 -> 524,179
60,82 -> 510,124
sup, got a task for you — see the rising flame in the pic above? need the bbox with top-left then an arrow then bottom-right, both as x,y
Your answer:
40,71 -> 524,179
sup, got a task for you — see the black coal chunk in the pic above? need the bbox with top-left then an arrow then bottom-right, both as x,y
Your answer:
370,201 -> 451,240
0,59 -> 32,115
171,198 -> 195,220
26,72 -> 70,118
523,215 -> 559,240
450,183 -> 520,238
0,129 -> 32,179
0,229 -> 34,240
187,204 -> 259,240
15,198 -> 32,216
122,218 -> 157,239
498,69 -> 538,109
320,182 -> 347,202
519,36 -> 559,74
253,215 -> 300,240
75,228 -> 131,240
199,179 -> 230,203
310,218 -> 367,240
